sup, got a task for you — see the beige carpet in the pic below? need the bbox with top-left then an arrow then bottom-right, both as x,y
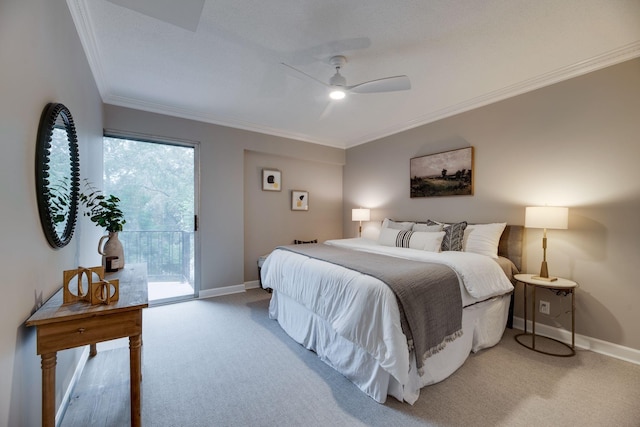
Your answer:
61,289 -> 640,427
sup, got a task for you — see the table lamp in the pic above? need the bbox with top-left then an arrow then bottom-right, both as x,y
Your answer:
525,206 -> 568,281
352,208 -> 370,237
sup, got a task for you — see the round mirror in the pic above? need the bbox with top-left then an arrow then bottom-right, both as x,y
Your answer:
36,103 -> 80,248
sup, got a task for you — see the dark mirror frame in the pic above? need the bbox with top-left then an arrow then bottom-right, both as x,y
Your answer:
36,103 -> 80,248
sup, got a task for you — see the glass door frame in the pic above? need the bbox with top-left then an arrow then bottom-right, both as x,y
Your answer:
103,130 -> 201,304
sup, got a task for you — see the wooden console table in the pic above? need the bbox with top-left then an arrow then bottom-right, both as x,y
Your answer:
26,264 -> 148,427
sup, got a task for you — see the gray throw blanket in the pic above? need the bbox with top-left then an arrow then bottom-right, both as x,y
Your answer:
277,244 -> 463,372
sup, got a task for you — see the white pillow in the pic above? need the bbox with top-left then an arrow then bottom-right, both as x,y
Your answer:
381,218 -> 415,231
463,223 -> 506,258
378,227 -> 402,246
378,228 -> 445,252
416,231 -> 446,252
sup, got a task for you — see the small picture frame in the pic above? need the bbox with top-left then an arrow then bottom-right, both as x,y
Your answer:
262,169 -> 281,191
291,190 -> 309,211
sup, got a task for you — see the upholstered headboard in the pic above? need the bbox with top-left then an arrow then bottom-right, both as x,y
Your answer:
498,225 -> 523,272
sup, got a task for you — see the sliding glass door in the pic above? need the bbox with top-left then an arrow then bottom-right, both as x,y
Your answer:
103,135 -> 199,304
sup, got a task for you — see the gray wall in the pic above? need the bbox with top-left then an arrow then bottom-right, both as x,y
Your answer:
244,150 -> 343,282
0,0 -> 105,425
344,58 -> 640,350
103,106 -> 345,291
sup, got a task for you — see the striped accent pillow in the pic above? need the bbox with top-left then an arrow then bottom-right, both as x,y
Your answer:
378,228 -> 445,252
395,230 -> 413,248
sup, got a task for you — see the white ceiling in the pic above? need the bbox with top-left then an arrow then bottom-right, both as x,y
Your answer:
68,0 -> 640,149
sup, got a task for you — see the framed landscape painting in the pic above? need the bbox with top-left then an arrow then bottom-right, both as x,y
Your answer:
410,147 -> 474,198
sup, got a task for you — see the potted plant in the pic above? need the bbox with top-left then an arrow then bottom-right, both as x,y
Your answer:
79,183 -> 126,232
50,179 -> 126,269
79,182 -> 126,270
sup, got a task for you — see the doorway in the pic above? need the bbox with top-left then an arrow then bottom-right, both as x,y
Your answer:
103,135 -> 199,304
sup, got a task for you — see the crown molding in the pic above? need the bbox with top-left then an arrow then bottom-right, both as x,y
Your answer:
67,0 -> 109,97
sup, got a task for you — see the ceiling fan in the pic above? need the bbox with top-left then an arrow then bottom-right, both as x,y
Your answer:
282,55 -> 411,100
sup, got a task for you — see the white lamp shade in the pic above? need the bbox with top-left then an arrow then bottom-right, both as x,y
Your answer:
525,206 -> 568,230
352,208 -> 370,222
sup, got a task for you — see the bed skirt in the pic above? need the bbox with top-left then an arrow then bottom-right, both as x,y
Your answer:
269,291 -> 510,404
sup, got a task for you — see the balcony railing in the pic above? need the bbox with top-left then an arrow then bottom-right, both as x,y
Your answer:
119,230 -> 194,284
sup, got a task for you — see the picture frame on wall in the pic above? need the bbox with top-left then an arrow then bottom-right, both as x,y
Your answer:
262,169 -> 281,191
410,147 -> 474,198
291,190 -> 309,211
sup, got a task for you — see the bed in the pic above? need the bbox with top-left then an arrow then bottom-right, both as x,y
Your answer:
260,220 -> 522,404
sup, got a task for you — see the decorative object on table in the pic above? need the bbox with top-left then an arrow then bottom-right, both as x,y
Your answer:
49,179 -> 126,269
262,169 -> 281,191
352,208 -> 370,237
79,181 -> 126,269
525,206 -> 569,281
90,277 -> 119,305
63,266 -> 92,303
63,265 -> 119,305
104,256 -> 120,272
291,190 -> 308,211
98,233 -> 125,271
410,147 -> 474,198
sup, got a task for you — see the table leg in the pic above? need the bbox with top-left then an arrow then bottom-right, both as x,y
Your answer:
41,352 -> 56,427
571,289 -> 575,349
507,292 -> 514,329
129,334 -> 142,427
532,284 -> 537,349
523,282 -> 528,334
89,343 -> 97,357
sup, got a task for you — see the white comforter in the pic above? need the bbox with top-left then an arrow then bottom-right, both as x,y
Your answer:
260,238 -> 514,398
325,238 -> 514,305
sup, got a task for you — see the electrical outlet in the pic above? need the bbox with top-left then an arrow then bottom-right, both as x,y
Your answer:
539,300 -> 550,315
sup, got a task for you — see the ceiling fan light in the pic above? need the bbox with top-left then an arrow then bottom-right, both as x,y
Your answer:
329,89 -> 346,100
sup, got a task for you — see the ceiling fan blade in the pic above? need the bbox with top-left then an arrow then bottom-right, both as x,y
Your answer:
348,75 -> 411,94
280,62 -> 328,88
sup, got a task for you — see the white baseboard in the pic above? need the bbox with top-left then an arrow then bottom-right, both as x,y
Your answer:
244,280 -> 261,290
198,284 -> 246,299
198,281 -> 263,299
56,346 -> 90,427
512,316 -> 640,365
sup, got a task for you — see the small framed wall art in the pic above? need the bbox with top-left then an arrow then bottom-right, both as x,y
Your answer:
291,190 -> 309,211
262,169 -> 281,191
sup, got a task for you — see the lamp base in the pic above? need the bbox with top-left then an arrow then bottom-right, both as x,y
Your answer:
534,260 -> 557,281
532,275 -> 558,282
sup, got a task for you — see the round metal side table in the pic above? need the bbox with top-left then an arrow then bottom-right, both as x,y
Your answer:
514,273 -> 577,357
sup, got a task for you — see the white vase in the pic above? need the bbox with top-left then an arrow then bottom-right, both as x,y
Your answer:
98,232 -> 125,270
